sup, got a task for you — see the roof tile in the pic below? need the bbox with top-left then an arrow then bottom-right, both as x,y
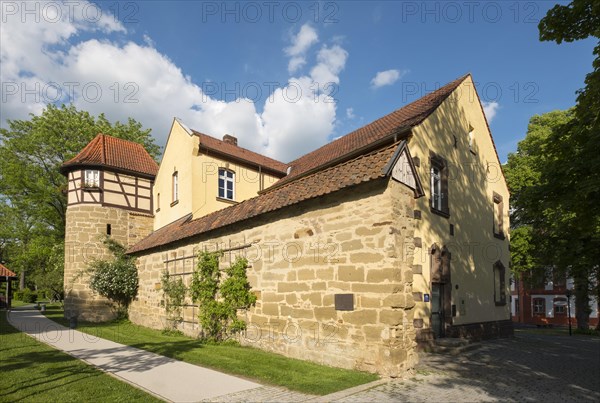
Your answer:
194,131 -> 287,175
0,263 -> 17,278
61,134 -> 159,177
269,74 -> 468,189
128,143 -> 399,254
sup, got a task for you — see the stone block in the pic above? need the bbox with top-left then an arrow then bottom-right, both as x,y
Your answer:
342,309 -> 377,325
338,266 -> 364,282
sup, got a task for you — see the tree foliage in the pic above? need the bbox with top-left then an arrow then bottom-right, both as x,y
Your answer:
88,237 -> 139,318
506,1 -> 600,329
0,104 -> 159,294
190,252 -> 256,341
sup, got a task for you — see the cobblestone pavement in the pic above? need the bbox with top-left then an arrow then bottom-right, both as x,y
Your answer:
338,330 -> 600,402
208,330 -> 599,402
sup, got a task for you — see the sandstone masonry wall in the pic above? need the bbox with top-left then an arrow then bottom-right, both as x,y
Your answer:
64,205 -> 153,321
129,179 -> 418,376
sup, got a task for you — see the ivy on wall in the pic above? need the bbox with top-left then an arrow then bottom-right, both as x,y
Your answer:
189,251 -> 257,341
161,270 -> 187,329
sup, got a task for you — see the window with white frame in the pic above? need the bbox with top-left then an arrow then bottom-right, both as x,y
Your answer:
84,170 -> 100,187
172,172 -> 178,203
468,125 -> 476,154
533,298 -> 545,315
218,168 -> 235,200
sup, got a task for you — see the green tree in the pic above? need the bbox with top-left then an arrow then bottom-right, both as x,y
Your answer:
506,109 -> 598,329
0,104 -> 159,293
88,237 -> 139,318
537,0 -> 600,329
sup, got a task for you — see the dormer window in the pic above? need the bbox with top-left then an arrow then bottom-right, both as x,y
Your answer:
218,168 -> 235,200
84,170 -> 100,188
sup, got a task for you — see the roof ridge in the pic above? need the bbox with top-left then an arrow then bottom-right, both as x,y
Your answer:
194,130 -> 286,165
267,73 -> 469,190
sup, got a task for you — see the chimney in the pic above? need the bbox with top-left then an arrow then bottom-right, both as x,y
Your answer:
223,134 -> 237,146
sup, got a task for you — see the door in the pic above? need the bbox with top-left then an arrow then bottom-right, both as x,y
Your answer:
431,283 -> 445,338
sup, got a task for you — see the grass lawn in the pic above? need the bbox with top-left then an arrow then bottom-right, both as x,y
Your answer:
44,305 -> 379,395
0,309 -> 161,402
8,300 -> 31,308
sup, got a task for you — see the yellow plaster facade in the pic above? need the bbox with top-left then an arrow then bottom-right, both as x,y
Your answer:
408,76 -> 510,335
153,119 -> 284,230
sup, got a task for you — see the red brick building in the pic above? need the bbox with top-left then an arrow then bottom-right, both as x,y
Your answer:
511,272 -> 599,327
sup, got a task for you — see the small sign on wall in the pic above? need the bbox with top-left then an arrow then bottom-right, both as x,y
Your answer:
335,294 -> 354,311
424,293 -> 430,302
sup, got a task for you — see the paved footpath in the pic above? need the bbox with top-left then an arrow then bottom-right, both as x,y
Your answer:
7,308 -> 265,402
8,308 -> 600,402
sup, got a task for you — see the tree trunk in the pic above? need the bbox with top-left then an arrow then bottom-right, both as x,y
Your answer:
19,270 -> 25,290
574,271 -> 591,330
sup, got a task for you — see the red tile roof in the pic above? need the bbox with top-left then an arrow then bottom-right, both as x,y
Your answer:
128,142 -> 399,254
267,74 -> 469,190
194,131 -> 288,175
0,263 -> 17,278
128,74 -> 473,254
61,134 -> 159,177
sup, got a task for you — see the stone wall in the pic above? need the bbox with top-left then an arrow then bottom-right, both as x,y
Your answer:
64,205 -> 153,321
129,178 -> 419,376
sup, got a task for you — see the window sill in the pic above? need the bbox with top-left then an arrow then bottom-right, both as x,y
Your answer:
83,187 -> 101,192
216,197 -> 238,205
155,208 -> 161,213
430,206 -> 450,219
170,200 -> 179,207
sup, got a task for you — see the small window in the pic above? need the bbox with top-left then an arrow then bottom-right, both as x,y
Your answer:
553,270 -> 566,288
430,155 -> 449,217
493,260 -> 506,306
218,168 -> 235,200
533,298 -> 545,315
84,170 -> 100,187
514,297 -> 519,315
468,125 -> 476,154
554,299 -> 567,314
172,172 -> 178,203
156,193 -> 161,212
493,192 -> 504,239
106,224 -> 112,236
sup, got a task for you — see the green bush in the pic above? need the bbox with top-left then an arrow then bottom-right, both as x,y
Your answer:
14,289 -> 37,303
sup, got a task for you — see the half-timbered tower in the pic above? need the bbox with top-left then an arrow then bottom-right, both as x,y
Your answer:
60,134 -> 158,320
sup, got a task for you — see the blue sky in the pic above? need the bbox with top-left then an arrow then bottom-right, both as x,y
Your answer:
1,1 -> 595,162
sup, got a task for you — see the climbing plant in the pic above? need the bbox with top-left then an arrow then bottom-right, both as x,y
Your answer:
189,251 -> 256,341
88,236 -> 138,319
161,270 -> 187,329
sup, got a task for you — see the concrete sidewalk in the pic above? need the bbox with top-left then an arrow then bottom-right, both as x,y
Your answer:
7,307 -> 261,402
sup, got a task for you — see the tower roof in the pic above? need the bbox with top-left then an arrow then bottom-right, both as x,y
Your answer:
61,134 -> 159,177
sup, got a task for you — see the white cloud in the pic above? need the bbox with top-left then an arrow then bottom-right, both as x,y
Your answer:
285,24 -> 318,73
482,101 -> 500,122
346,107 -> 355,119
310,45 -> 348,86
1,4 -> 347,163
370,69 -> 406,88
